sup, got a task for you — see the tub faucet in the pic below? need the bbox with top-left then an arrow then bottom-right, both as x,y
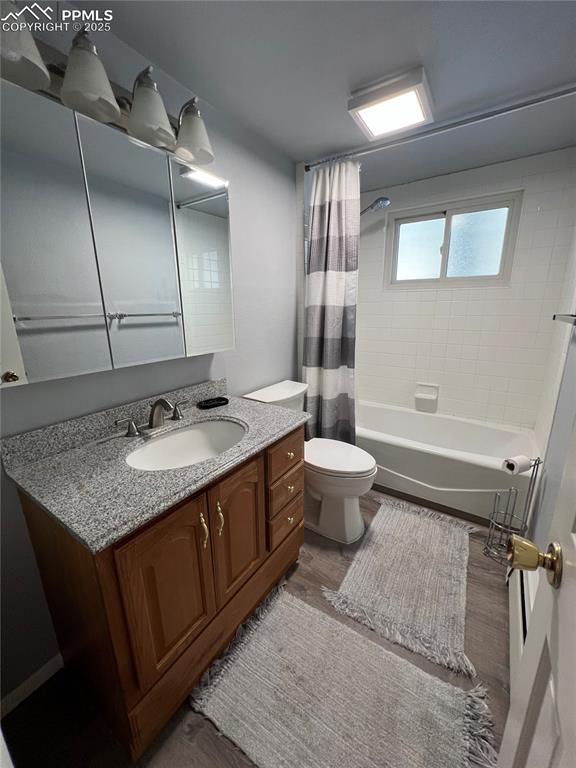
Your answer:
148,398 -> 174,429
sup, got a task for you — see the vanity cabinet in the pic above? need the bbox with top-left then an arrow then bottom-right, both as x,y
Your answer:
114,495 -> 217,692
19,426 -> 304,760
208,456 -> 267,609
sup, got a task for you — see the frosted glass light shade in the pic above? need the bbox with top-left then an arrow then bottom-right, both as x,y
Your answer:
61,30 -> 120,123
127,66 -> 175,150
176,98 -> 214,165
0,3 -> 50,91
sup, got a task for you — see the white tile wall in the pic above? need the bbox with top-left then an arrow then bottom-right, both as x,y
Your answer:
176,208 -> 234,356
534,227 -> 576,448
358,148 -> 576,433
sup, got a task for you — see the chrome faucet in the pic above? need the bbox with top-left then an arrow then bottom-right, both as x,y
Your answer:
148,398 -> 174,429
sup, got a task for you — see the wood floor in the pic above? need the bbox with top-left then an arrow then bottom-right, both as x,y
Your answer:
2,491 -> 509,767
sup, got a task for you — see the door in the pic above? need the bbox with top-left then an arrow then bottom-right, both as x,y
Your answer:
498,422 -> 576,767
208,457 -> 267,608
115,495 -> 217,692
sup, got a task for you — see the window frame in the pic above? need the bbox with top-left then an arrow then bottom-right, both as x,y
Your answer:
384,190 -> 523,288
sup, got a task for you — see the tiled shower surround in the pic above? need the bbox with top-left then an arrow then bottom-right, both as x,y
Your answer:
357,148 -> 576,441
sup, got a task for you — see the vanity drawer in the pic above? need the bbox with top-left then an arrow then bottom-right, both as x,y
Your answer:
268,461 -> 304,519
266,427 -> 304,484
268,494 -> 304,551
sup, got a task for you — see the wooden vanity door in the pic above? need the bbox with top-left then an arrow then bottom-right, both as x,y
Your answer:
208,457 -> 267,609
114,495 -> 217,692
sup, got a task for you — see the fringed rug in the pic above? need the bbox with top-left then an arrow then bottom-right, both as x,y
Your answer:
324,493 -> 477,676
190,590 -> 496,768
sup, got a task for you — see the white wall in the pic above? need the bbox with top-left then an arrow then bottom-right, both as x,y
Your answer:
358,148 -> 576,437
1,27 -> 298,698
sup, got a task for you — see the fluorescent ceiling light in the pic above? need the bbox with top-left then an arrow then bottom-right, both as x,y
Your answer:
348,67 -> 433,140
179,166 -> 228,189
356,90 -> 426,137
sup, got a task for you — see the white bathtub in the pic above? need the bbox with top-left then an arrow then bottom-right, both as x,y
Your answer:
356,401 -> 540,521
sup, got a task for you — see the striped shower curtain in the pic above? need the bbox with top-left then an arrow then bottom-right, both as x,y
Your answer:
303,160 -> 360,443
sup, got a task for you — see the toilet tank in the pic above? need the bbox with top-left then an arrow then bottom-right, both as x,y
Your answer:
243,380 -> 308,411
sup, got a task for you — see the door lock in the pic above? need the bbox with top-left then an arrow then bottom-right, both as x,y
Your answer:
507,535 -> 563,588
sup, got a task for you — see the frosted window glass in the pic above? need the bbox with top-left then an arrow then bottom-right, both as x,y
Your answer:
396,217 -> 445,280
447,208 -> 508,277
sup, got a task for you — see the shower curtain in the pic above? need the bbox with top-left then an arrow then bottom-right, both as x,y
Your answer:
303,160 -> 360,443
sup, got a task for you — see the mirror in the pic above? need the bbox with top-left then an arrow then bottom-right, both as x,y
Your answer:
0,80 -> 112,383
170,160 -> 234,357
0,80 -> 235,386
77,115 -> 185,368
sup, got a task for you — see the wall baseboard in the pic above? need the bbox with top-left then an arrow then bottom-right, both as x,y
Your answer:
1,654 -> 63,718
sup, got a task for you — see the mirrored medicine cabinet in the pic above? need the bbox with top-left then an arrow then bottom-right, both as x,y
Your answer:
0,78 -> 234,387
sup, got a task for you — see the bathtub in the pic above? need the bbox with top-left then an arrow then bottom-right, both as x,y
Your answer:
356,401 -> 540,521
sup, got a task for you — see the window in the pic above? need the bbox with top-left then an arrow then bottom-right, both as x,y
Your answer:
386,192 -> 522,286
185,251 -> 221,289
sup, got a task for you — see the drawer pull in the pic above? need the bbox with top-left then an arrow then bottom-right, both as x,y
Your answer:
199,512 -> 209,549
287,451 -> 295,460
287,516 -> 295,525
216,500 -> 225,537
287,484 -> 295,494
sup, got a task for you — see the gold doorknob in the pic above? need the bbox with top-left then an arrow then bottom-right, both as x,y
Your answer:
287,451 -> 295,460
507,535 -> 563,589
1,370 -> 19,383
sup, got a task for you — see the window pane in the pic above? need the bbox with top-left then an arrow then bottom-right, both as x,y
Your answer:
396,217 -> 445,280
447,207 -> 508,277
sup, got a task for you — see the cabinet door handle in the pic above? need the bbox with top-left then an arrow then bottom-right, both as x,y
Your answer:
286,451 -> 295,460
199,512 -> 209,549
216,500 -> 225,537
287,485 -> 295,494
287,516 -> 295,525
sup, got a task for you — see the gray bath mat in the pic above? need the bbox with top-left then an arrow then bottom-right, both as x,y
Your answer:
324,493 -> 477,676
191,590 -> 496,768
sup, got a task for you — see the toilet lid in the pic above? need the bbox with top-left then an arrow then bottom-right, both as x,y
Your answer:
304,438 -> 376,477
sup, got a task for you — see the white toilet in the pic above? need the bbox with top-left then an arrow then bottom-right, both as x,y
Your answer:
244,380 -> 377,544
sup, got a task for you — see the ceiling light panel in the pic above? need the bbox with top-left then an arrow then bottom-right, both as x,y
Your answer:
348,67 -> 433,140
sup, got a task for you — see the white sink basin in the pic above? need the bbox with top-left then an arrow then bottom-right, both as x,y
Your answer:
126,420 -> 246,471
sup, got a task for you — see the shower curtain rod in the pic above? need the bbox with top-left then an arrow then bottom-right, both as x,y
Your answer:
304,83 -> 576,172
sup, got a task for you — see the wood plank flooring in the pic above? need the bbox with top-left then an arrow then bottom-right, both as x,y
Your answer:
2,491 -> 509,767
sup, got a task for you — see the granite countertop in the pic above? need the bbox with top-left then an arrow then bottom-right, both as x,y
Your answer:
2,381 -> 309,553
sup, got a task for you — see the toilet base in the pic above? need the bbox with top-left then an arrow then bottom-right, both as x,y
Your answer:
304,491 -> 366,544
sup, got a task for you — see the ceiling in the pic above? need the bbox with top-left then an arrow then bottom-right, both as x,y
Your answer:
98,1 -> 576,188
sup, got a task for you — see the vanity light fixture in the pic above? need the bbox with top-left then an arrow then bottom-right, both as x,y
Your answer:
127,66 -> 176,150
179,166 -> 228,189
60,28 -> 120,123
0,2 -> 50,91
348,67 -> 433,140
175,97 -> 214,165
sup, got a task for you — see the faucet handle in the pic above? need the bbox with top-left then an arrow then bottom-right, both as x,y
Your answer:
171,399 -> 189,421
115,418 -> 140,437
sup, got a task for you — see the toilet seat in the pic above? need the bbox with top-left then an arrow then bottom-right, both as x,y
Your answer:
304,438 -> 377,478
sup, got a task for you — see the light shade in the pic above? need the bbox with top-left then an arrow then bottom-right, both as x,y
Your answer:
127,66 -> 175,150
348,67 -> 433,140
175,98 -> 214,165
60,29 -> 120,123
0,2 -> 50,91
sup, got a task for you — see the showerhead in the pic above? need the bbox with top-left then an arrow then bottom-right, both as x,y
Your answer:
361,196 -> 391,215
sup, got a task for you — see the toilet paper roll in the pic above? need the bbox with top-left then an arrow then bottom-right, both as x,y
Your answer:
502,455 -> 532,475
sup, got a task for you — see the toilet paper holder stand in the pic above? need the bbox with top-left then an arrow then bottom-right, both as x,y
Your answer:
483,457 -> 543,565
